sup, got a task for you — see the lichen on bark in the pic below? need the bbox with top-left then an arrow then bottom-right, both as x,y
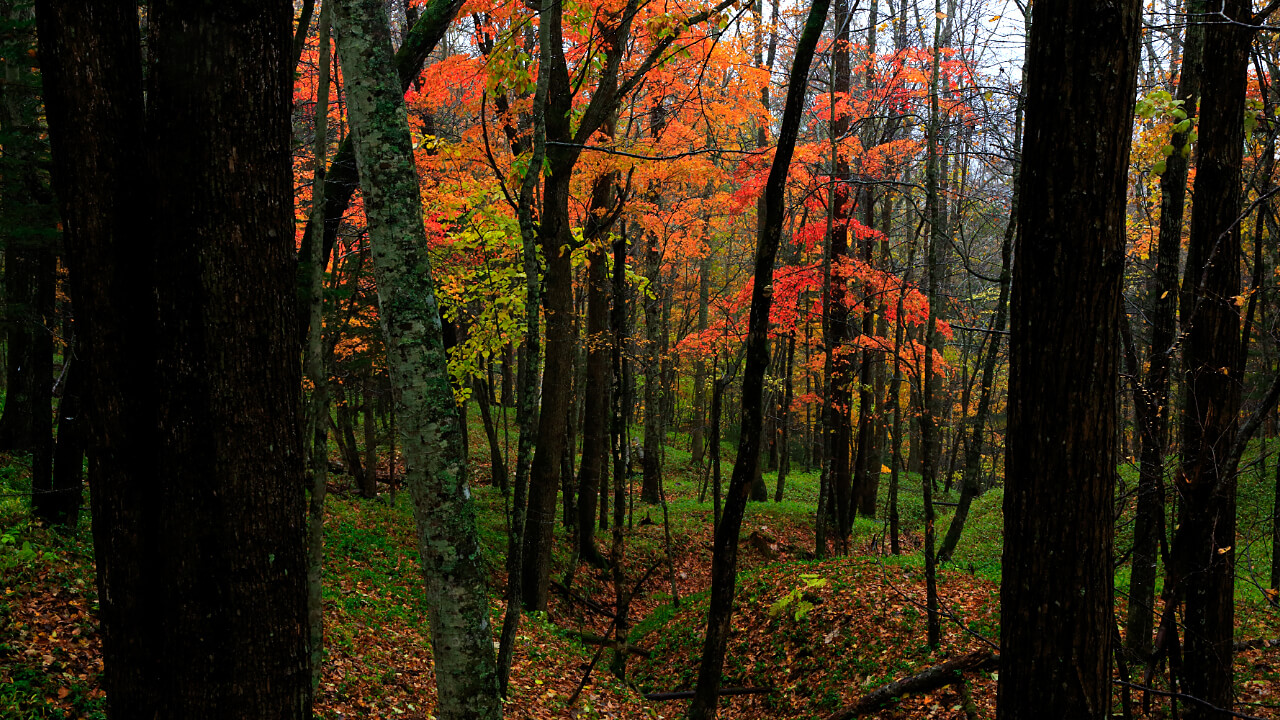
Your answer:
331,1 -> 502,717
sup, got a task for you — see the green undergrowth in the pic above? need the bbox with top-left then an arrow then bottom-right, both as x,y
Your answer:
0,454 -> 103,720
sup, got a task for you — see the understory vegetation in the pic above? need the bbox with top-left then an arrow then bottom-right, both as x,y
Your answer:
3,408 -> 1278,719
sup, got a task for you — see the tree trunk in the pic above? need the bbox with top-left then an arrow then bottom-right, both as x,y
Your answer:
774,333 -> 795,501
476,377 -> 508,492
1170,0 -> 1249,713
997,0 -> 1140,712
46,346 -> 87,530
362,383 -> 379,498
335,386 -> 365,481
687,0 -> 829,711
938,136 -> 1017,563
36,1 -> 313,715
1127,0 -> 1202,659
332,1 -> 501,715
691,258 -> 710,466
303,1 -> 333,691
825,0 -> 855,548
296,0 -> 468,339
577,150 -> 620,566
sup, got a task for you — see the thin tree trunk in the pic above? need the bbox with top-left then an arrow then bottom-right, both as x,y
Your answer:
775,333 -> 796,501
577,142 -> 620,566
1127,0 -> 1203,659
304,2 -> 333,690
691,258 -> 710,466
686,0 -> 830,711
332,2 -> 501,714
825,0 -> 855,548
919,3 -> 946,650
362,383 -> 379,498
475,378 -> 508,493
938,135 -> 1017,562
46,346 -> 87,530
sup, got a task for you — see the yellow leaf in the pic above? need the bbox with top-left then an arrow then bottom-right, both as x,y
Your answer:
935,11 -> 948,18
1217,545 -> 1231,554
1160,290 -> 1169,299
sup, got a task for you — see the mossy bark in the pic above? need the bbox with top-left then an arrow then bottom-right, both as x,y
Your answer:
332,2 -> 500,717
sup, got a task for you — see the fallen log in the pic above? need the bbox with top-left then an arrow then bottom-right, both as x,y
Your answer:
1234,638 -> 1280,651
644,687 -> 772,701
823,650 -> 998,720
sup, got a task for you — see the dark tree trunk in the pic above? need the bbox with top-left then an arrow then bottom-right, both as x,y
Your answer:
1127,0 -> 1202,658
1170,0 -> 1249,713
691,258 -> 710,466
23,253 -> 55,524
852,197 -> 880,518
997,0 -> 1141,713
36,1 -> 312,716
641,99 -> 666,505
687,0 -> 829,711
825,0 -> 855,547
502,344 -> 515,407
576,157 -> 619,566
336,388 -> 365,481
476,378 -> 507,492
362,384 -> 378,499
44,346 -> 87,530
774,333 -> 795,501
522,168 -> 575,610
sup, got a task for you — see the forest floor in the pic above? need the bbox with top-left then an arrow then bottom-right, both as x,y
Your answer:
2,408 -> 1280,719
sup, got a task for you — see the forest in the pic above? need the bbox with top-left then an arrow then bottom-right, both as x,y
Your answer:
2,0 -> 1280,717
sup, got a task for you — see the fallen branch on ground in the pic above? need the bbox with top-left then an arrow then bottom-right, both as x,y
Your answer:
822,650 -> 998,720
562,629 -> 651,658
1234,638 -> 1280,651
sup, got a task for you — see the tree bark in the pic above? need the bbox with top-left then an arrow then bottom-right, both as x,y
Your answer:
577,148 -> 620,566
825,0 -> 855,547
332,1 -> 501,715
304,2 -> 333,690
1127,0 -> 1203,659
692,257 -> 711,466
774,333 -> 796,501
36,1 -> 313,715
998,0 -> 1140,713
642,100 -> 667,505
45,345 -> 87,530
686,0 -> 830,712
1169,0 -> 1249,714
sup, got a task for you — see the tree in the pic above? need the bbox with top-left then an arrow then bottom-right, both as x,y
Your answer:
1123,0 -> 1203,659
687,0 -> 832,714
331,0 -> 503,716
34,1 -> 311,716
998,0 -> 1141,715
1166,0 -> 1250,714
0,0 -> 57,506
